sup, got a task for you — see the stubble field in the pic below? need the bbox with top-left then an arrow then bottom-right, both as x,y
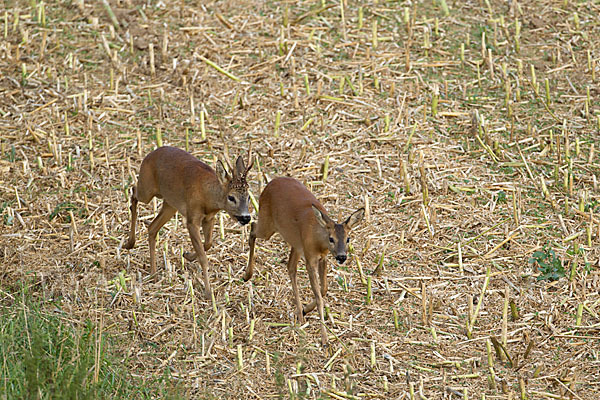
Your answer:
1,0 -> 600,398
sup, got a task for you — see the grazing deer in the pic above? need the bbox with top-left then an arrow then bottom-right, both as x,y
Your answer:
243,177 -> 364,345
124,146 -> 253,299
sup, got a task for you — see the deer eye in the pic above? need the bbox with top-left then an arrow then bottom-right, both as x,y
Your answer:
228,195 -> 236,203
329,237 -> 334,244
346,237 -> 350,243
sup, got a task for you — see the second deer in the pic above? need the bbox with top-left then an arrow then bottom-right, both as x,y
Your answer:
243,177 -> 364,345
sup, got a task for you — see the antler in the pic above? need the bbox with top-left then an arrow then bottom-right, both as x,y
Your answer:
244,151 -> 254,179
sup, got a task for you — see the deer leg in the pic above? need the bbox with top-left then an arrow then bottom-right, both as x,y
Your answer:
306,257 -> 328,345
304,257 -> 328,315
243,221 -> 274,281
285,248 -> 304,324
243,222 -> 258,281
123,188 -> 139,249
183,214 -> 216,261
147,202 -> 176,274
319,257 -> 328,297
187,220 -> 213,300
202,215 -> 216,251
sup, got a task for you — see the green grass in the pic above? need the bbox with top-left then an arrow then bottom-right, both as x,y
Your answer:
0,283 -> 183,399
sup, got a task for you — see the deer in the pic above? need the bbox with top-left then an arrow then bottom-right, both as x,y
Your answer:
243,176 -> 364,345
123,146 -> 253,299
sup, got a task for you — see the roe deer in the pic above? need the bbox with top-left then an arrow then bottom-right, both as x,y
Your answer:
243,177 -> 364,345
124,146 -> 253,299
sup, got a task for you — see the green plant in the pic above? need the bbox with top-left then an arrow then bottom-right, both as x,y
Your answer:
1,201 -> 14,226
529,243 -> 565,281
566,244 -> 584,257
0,283 -> 183,399
5,144 -> 16,162
496,190 -> 507,203
48,201 -> 77,221
271,352 -> 286,399
584,199 -> 599,212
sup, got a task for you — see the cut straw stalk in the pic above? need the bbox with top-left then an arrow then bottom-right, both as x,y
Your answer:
339,0 -> 346,40
486,340 -> 497,390
421,204 -> 434,237
399,158 -> 410,194
418,151 -> 428,205
357,6 -> 363,29
304,74 -> 310,96
370,341 -> 376,370
373,245 -> 385,276
372,19 -> 378,49
467,265 -> 491,338
199,56 -> 240,82
274,110 -> 281,137
355,256 -> 366,285
431,85 -> 439,117
404,123 -> 417,153
248,190 -> 259,213
300,117 -> 313,132
149,43 -> 155,77
155,126 -> 162,147
457,242 -> 463,273
322,155 -> 329,182
237,344 -> 243,370
189,279 -> 197,342
345,76 -> 358,96
101,0 -> 120,29
438,0 -> 450,16
200,109 -> 206,140
338,76 -> 345,95
219,213 -> 225,240
248,319 -> 255,341
421,281 -> 427,325
393,309 -> 399,330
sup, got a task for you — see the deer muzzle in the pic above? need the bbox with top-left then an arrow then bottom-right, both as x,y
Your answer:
335,254 -> 347,264
236,215 -> 251,225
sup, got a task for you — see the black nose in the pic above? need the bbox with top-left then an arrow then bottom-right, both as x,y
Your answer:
237,215 -> 251,225
336,255 -> 347,264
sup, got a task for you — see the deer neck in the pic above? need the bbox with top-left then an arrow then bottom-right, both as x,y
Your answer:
202,176 -> 228,214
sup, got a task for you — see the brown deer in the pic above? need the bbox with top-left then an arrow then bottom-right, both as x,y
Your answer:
243,177 -> 364,345
124,146 -> 253,299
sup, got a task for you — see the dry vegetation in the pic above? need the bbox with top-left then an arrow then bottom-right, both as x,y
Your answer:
2,0 -> 600,398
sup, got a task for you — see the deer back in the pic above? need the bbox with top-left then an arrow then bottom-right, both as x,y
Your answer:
260,177 -> 329,257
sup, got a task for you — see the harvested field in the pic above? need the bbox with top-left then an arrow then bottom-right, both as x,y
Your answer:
1,0 -> 600,398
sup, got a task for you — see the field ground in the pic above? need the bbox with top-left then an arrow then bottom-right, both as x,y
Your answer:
1,0 -> 600,398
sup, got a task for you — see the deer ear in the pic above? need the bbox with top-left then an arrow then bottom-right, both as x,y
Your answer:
234,155 -> 246,179
344,208 -> 364,230
216,160 -> 230,185
311,205 -> 331,229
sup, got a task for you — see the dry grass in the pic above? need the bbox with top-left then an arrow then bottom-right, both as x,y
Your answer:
1,0 -> 600,398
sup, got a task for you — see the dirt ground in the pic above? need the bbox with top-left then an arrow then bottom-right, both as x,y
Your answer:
1,0 -> 599,398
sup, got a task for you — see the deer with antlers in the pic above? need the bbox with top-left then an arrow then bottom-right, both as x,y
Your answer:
124,146 -> 253,299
